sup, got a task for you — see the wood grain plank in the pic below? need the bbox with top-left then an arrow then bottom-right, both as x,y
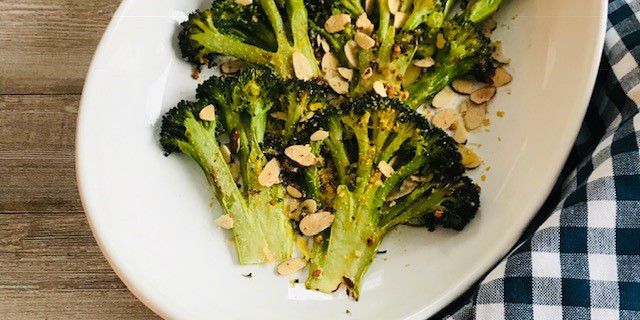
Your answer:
0,95 -> 81,213
0,212 -> 160,319
0,1 -> 121,94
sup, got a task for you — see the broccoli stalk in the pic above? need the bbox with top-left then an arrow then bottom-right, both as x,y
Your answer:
298,96 -> 479,298
467,0 -> 505,23
179,0 -> 320,79
161,68 -> 295,264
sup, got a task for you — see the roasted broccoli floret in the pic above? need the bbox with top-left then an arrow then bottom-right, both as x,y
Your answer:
307,0 -> 500,107
161,68 -> 295,264
179,0 -> 320,79
290,96 -> 479,298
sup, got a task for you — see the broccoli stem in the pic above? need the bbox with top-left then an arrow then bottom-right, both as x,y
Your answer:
406,59 -> 474,108
305,186 -> 381,299
181,118 -> 275,264
467,0 -> 503,23
287,0 -> 321,74
191,26 -> 276,69
381,188 -> 446,229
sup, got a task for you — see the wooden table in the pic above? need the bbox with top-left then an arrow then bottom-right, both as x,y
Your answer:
0,1 -> 159,318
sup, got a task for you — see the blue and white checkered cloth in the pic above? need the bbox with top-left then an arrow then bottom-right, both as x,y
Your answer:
442,1 -> 640,319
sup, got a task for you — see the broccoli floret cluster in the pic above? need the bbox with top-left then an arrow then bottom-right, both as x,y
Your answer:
162,0 -> 510,299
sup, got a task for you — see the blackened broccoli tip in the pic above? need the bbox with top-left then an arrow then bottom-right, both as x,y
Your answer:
437,176 -> 481,230
178,10 -> 216,67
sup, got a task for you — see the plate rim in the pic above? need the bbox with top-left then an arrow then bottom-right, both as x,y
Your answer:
76,1 -> 608,319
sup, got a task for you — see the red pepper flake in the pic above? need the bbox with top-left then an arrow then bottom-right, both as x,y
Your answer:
312,269 -> 322,278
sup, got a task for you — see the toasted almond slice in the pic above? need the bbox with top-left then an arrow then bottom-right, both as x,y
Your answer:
293,51 -> 315,81
309,102 -> 323,111
344,40 -> 360,68
235,0 -> 252,5
362,67 -> 373,79
310,130 -> 330,141
413,57 -> 435,68
393,11 -> 408,28
463,103 -> 487,130
451,79 -> 485,95
373,81 -> 387,97
199,104 -> 216,121
221,144 -> 232,164
258,158 -> 281,187
286,185 -> 304,199
355,31 -> 376,50
387,0 -> 400,14
491,67 -> 512,87
452,117 -> 468,144
300,199 -> 318,214
431,87 -> 455,109
356,13 -> 374,34
215,214 -> 234,229
220,59 -> 245,74
325,14 -> 351,33
386,180 -> 418,201
459,99 -> 470,113
327,77 -> 349,94
431,109 -> 458,130
436,33 -> 446,49
299,211 -> 335,236
377,160 -> 395,177
301,111 -> 315,122
459,145 -> 482,169
470,87 -> 496,104
337,67 -> 353,80
277,258 -> 307,275
491,41 -> 511,64
285,145 -> 316,166
321,52 -> 339,75
320,38 -> 330,52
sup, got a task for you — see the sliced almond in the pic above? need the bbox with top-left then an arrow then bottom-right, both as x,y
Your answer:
300,199 -> 318,214
221,144 -> 232,164
373,81 -> 387,97
377,160 -> 395,177
310,130 -> 330,141
463,103 -> 487,130
328,77 -> 349,94
321,52 -> 339,75
235,0 -> 252,6
299,211 -> 335,236
393,11 -> 408,28
215,214 -> 234,229
451,79 -> 485,95
277,258 -> 307,275
356,14 -> 374,34
344,40 -> 360,68
199,104 -> 216,121
285,145 -> 316,166
325,14 -> 351,33
386,180 -> 417,201
301,111 -> 315,122
258,158 -> 281,187
431,87 -> 455,109
459,145 -> 482,169
320,38 -> 330,52
491,67 -> 512,87
413,57 -> 435,68
337,67 -> 353,80
470,87 -> 496,104
355,31 -> 376,50
293,51 -> 315,81
309,102 -> 323,111
387,0 -> 400,14
452,117 -> 468,144
362,67 -> 373,79
286,185 -> 304,199
431,109 -> 458,130
220,59 -> 245,74
491,41 -> 511,64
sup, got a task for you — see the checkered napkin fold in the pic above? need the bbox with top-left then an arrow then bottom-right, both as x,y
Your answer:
444,1 -> 640,319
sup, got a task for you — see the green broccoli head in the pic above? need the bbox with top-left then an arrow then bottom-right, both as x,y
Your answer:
160,99 -> 218,156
